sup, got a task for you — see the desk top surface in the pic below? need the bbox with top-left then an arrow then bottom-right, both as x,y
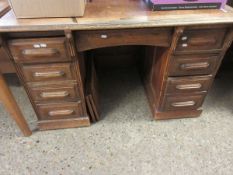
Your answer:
0,0 -> 233,32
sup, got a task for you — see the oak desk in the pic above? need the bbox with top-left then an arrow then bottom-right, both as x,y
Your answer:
0,0 -> 233,131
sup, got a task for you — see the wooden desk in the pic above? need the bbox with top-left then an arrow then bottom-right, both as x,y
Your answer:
0,0 -> 233,130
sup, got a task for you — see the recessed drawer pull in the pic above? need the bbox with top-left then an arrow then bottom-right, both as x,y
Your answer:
22,48 -> 59,57
171,101 -> 196,107
176,83 -> 202,90
181,62 -> 210,70
33,71 -> 65,78
189,38 -> 217,46
40,91 -> 69,98
48,109 -> 74,117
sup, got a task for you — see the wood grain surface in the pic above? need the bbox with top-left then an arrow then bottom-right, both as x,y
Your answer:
0,0 -> 233,32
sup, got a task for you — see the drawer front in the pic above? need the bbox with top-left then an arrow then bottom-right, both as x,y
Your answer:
169,55 -> 219,76
76,28 -> 172,51
36,102 -> 84,120
28,81 -> 80,102
175,28 -> 226,53
161,94 -> 206,111
21,63 -> 74,82
166,75 -> 213,94
8,37 -> 71,63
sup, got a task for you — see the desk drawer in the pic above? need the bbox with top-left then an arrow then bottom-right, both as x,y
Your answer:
76,28 -> 172,51
28,81 -> 80,102
21,63 -> 74,82
36,102 -> 84,120
175,28 -> 226,54
169,54 -> 219,76
161,93 -> 206,111
8,37 -> 71,63
166,75 -> 213,94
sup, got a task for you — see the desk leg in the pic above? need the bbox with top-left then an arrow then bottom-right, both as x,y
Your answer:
0,73 -> 32,136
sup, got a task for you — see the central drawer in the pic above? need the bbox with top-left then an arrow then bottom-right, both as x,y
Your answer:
21,63 -> 74,82
8,37 -> 71,63
36,102 -> 84,120
28,80 -> 81,103
76,28 -> 173,51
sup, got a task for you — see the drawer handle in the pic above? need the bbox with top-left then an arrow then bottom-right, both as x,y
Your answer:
181,62 -> 210,70
171,101 -> 196,107
40,91 -> 69,98
48,109 -> 74,117
22,48 -> 59,57
176,83 -> 202,90
189,38 -> 217,46
33,71 -> 65,78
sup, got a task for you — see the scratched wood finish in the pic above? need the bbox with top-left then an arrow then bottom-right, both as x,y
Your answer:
0,0 -> 233,32
6,32 -> 91,130
8,37 -> 71,63
175,27 -> 227,54
27,80 -> 81,103
161,93 -> 207,111
143,25 -> 233,119
20,63 -> 75,82
165,75 -> 213,94
168,54 -> 220,76
76,28 -> 173,51
36,102 -> 84,121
